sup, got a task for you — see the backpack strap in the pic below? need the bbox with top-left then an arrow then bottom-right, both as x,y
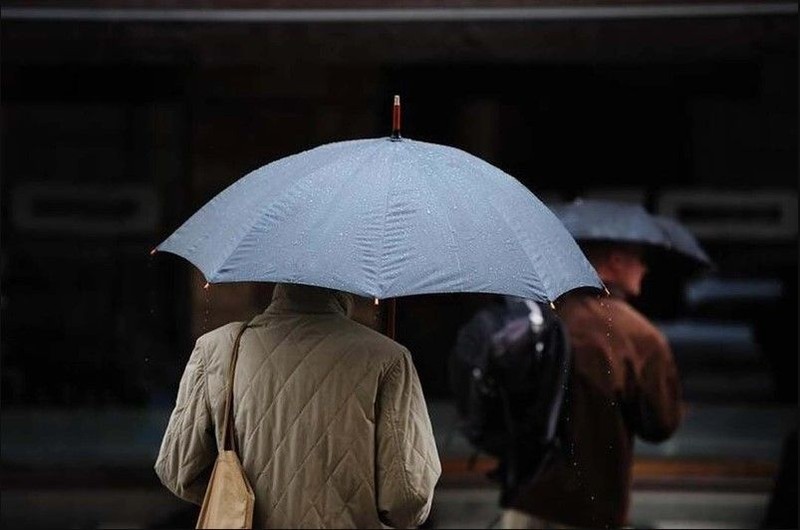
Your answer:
222,321 -> 251,453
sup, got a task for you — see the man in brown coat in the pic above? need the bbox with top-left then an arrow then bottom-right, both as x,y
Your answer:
504,242 -> 683,528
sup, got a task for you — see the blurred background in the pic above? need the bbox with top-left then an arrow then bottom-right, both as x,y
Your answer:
1,1 -> 797,528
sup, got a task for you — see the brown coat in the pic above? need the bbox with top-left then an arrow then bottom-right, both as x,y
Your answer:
509,291 -> 682,528
155,283 -> 441,528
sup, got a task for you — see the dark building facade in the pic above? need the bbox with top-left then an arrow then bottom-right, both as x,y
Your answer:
1,1 -> 797,407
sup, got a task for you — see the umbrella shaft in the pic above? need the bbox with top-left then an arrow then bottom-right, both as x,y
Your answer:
387,298 -> 397,340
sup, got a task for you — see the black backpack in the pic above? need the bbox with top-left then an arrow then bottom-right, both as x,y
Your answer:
449,298 -> 571,502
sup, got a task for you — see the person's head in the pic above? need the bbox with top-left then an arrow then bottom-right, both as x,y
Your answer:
272,282 -> 355,315
271,283 -> 386,332
581,242 -> 649,298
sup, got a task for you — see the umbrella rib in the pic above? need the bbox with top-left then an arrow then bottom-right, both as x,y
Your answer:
478,167 -> 552,301
208,142 -> 381,282
194,150 -> 324,280
343,139 -> 389,296
376,152 -> 393,298
411,141 -> 465,292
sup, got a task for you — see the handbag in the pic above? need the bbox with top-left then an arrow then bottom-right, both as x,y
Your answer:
196,322 -> 256,529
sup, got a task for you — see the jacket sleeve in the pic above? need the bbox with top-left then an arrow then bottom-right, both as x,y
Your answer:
375,350 -> 442,528
628,330 -> 683,443
154,338 -> 216,505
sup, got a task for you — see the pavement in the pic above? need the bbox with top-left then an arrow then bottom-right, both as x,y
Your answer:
1,400 -> 795,528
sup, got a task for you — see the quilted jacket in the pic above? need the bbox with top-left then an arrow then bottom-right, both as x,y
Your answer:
155,283 -> 441,528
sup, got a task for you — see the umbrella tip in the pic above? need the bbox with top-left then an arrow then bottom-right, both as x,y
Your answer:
149,247 -> 158,256
391,95 -> 402,140
374,297 -> 380,306
203,282 -> 210,290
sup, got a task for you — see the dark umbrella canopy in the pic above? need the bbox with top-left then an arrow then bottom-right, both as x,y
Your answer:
653,215 -> 714,270
548,198 -> 668,247
550,199 -> 714,276
157,137 -> 602,303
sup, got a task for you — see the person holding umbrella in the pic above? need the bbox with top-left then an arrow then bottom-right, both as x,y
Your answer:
152,99 -> 603,528
501,199 -> 685,529
155,282 -> 441,528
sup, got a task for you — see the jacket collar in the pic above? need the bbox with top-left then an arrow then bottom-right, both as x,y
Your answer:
261,283 -> 354,318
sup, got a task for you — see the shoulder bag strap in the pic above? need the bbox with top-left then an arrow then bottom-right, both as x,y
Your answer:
222,321 -> 250,453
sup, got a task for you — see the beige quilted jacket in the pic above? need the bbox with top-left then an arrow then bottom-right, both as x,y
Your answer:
155,283 -> 441,528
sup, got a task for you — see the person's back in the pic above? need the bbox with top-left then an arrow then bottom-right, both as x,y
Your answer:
155,283 -> 441,528
508,291 -> 682,527
505,243 -> 682,528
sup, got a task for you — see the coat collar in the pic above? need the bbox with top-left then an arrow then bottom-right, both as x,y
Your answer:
261,283 -> 354,318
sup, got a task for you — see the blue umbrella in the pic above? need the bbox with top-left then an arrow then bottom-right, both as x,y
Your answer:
156,108 -> 601,303
653,215 -> 714,269
549,198 -> 668,247
550,198 -> 713,270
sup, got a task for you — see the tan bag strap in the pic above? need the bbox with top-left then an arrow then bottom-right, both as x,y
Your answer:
222,321 -> 250,453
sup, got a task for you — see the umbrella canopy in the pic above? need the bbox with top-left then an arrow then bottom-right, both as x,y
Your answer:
156,137 -> 602,302
653,215 -> 714,269
548,198 -> 668,247
550,198 -> 713,271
